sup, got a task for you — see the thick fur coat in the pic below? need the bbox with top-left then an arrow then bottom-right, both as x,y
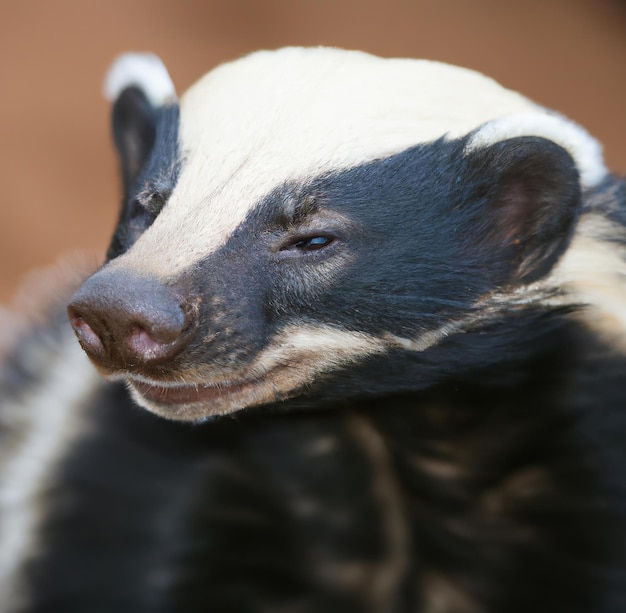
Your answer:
1,48 -> 625,612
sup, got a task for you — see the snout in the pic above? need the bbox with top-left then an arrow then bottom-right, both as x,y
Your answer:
68,268 -> 197,374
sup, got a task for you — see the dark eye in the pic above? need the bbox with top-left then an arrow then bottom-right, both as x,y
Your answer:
282,235 -> 334,253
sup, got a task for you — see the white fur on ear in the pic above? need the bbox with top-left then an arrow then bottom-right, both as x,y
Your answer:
465,113 -> 607,188
104,53 -> 176,107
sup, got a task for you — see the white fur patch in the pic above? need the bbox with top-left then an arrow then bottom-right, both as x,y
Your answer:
260,324 -> 387,370
104,52 -> 176,107
465,113 -> 607,188
119,47 -> 555,278
125,323 -> 388,421
0,332 -> 99,608
551,215 -> 626,347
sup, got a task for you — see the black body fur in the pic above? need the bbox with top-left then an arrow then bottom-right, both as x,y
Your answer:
5,292 -> 626,612
1,61 -> 626,613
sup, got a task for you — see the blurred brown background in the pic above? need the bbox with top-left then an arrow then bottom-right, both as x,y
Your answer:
1,0 -> 625,303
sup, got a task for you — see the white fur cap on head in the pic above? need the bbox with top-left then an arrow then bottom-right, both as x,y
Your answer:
102,47 -> 607,193
103,52 -> 176,107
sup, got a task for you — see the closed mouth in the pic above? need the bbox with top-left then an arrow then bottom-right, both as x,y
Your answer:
130,377 -> 258,406
125,368 -> 290,420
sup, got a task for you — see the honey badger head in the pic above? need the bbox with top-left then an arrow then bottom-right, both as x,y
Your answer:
68,48 -> 607,421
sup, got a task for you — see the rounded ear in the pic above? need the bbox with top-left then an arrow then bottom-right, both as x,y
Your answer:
111,87 -> 158,194
460,136 -> 582,284
104,53 -> 176,196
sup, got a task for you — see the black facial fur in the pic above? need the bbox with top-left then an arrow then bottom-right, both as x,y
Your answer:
146,135 -> 581,398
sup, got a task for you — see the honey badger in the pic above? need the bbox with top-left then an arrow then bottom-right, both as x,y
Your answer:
1,47 -> 626,612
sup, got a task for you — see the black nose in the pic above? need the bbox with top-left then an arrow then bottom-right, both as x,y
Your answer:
68,269 -> 195,372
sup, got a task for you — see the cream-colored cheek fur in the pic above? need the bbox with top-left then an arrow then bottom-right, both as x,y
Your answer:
129,324 -> 390,420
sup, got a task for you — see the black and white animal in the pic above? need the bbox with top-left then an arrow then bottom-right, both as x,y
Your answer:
1,47 -> 626,612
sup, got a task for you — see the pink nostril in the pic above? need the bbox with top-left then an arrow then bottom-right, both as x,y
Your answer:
126,324 -> 169,361
69,313 -> 105,356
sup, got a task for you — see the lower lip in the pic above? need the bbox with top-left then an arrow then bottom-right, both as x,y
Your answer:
130,378 -> 254,406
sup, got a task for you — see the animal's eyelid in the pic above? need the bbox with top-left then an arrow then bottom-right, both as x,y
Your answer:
277,231 -> 337,253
